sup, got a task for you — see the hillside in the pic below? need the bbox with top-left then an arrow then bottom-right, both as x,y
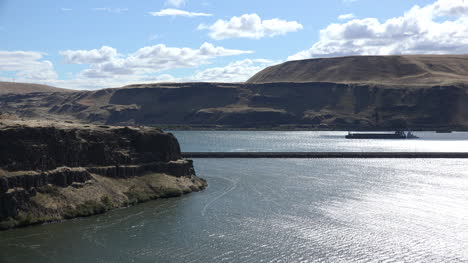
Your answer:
1,82 -> 467,130
2,55 -> 468,130
247,55 -> 468,85
0,81 -> 72,94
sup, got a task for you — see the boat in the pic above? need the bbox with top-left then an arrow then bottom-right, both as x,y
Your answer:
345,131 -> 418,139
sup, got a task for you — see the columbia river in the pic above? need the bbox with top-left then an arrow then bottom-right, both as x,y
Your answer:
1,131 -> 467,262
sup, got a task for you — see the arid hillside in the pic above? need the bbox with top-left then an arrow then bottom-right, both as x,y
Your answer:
2,56 -> 468,130
1,82 -> 467,130
248,55 -> 468,85
0,81 -> 72,95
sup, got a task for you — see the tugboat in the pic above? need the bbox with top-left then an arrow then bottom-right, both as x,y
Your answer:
346,131 -> 418,139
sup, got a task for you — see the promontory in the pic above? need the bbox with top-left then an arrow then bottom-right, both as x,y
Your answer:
0,120 -> 206,230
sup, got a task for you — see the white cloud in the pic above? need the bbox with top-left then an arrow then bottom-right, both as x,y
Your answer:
165,0 -> 186,8
60,46 -> 118,64
150,9 -> 212,17
289,0 -> 468,60
59,42 -> 252,83
92,8 -> 128,13
198,13 -> 303,40
0,51 -> 58,81
187,59 -> 276,82
61,8 -> 72,12
338,13 -> 355,20
431,0 -> 468,16
1,43 -> 255,90
46,74 -> 178,90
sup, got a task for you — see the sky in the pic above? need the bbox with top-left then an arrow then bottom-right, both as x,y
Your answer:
1,0 -> 468,90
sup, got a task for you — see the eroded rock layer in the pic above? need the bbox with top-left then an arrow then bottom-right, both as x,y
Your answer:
0,121 -> 206,230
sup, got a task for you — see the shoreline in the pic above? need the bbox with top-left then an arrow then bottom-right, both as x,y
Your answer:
1,171 -> 207,231
0,121 -> 207,230
182,152 -> 468,158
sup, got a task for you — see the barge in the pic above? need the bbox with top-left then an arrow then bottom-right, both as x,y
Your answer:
345,131 -> 418,139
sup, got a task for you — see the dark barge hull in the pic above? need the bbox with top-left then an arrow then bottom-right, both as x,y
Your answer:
345,133 -> 407,139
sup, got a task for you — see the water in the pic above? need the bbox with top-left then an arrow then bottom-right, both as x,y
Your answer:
1,131 -> 467,262
171,131 -> 468,152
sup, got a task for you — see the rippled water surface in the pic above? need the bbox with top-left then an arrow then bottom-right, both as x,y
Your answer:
1,131 -> 467,262
172,131 -> 468,152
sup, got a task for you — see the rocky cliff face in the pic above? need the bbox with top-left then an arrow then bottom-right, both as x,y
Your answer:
1,82 -> 467,130
0,121 -> 206,230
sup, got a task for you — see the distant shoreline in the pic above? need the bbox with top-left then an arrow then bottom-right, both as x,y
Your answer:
159,125 -> 458,132
182,152 -> 468,159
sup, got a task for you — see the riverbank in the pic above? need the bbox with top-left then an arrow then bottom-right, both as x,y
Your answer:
0,120 -> 207,230
182,152 -> 468,158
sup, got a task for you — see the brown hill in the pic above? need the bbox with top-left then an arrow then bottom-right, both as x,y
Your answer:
0,81 -> 72,94
247,55 -> 468,85
2,82 -> 468,130
2,55 -> 468,130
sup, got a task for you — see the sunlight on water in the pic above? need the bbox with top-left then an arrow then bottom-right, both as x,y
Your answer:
1,132 -> 467,262
171,131 -> 468,152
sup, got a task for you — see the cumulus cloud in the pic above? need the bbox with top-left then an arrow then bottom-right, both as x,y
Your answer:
198,13 -> 303,40
150,9 -> 212,17
1,43 -> 255,90
165,0 -> 186,8
60,46 -> 118,64
289,0 -> 468,60
46,59 -> 273,90
45,74 -> 178,90
60,42 -> 252,80
187,59 -> 276,82
0,51 -> 58,81
338,13 -> 355,20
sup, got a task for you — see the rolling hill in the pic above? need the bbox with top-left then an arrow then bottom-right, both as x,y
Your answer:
247,55 -> 468,85
0,81 -> 72,95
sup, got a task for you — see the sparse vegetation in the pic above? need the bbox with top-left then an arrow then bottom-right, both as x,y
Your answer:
38,184 -> 61,195
63,200 -> 109,219
125,185 -> 157,204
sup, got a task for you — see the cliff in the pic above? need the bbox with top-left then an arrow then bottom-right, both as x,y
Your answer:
0,121 -> 206,230
1,82 -> 467,130
2,55 -> 468,130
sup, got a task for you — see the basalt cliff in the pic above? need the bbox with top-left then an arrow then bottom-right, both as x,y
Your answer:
0,120 -> 206,230
2,55 -> 468,130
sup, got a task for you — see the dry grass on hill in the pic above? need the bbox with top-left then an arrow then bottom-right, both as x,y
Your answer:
248,55 -> 468,85
0,81 -> 73,95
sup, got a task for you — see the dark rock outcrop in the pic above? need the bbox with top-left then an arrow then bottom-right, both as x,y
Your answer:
0,121 -> 206,230
0,124 -> 181,171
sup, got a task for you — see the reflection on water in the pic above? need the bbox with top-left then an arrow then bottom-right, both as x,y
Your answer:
1,158 -> 467,262
1,131 -> 468,262
171,131 -> 468,152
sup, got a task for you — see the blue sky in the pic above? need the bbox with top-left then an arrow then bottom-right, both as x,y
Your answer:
0,0 -> 466,89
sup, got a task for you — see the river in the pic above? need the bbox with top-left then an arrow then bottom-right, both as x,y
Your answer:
0,131 -> 467,262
